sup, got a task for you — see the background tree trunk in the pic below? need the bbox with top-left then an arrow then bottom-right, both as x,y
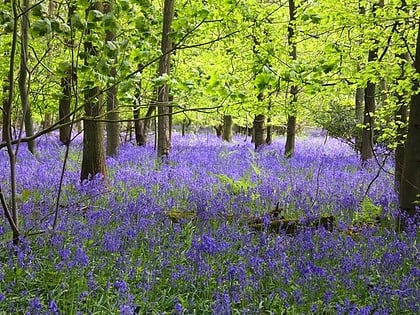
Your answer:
2,79 -> 9,142
105,0 -> 120,157
59,70 -> 73,145
59,3 -> 76,145
223,115 -> 233,142
361,74 -> 375,162
285,0 -> 297,158
157,0 -> 174,158
399,20 -> 420,217
18,0 -> 35,154
360,0 -> 383,162
285,114 -> 296,157
80,2 -> 107,181
253,114 -> 265,150
394,53 -> 410,193
355,86 -> 364,153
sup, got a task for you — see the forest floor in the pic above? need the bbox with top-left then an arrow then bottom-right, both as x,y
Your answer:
0,132 -> 418,314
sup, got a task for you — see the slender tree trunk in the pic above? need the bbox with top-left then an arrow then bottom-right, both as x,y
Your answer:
399,20 -> 420,217
394,1 -> 409,193
361,73 -> 376,162
59,71 -> 73,145
2,79 -> 9,142
285,0 -> 297,158
133,94 -> 147,146
223,115 -> 233,142
395,100 -> 408,193
3,0 -> 20,243
80,2 -> 107,182
215,124 -> 223,138
104,0 -> 120,156
157,0 -> 174,158
360,0 -> 383,162
253,114 -> 266,150
18,0 -> 35,154
355,86 -> 364,153
394,55 -> 410,191
285,114 -> 296,157
58,4 -> 76,145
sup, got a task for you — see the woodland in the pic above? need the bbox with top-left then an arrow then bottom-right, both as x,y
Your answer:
0,0 -> 419,314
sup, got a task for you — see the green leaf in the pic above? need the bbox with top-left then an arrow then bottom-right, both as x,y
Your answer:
71,13 -> 86,30
88,10 -> 104,22
32,19 -> 52,36
103,12 -> 118,30
152,73 -> 170,86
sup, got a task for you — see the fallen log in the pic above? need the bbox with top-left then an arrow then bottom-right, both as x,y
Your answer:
248,215 -> 335,235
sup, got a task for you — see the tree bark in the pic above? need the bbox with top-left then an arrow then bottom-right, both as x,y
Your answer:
2,79 -> 9,142
215,124 -> 223,138
355,86 -> 364,153
285,0 -> 297,158
399,20 -> 420,217
394,52 -> 410,194
104,0 -> 120,156
223,115 -> 233,142
80,2 -> 107,182
285,114 -> 296,158
361,73 -> 376,162
58,3 -> 76,145
18,0 -> 35,154
360,0 -> 383,162
157,0 -> 174,158
59,70 -> 73,145
253,114 -> 266,150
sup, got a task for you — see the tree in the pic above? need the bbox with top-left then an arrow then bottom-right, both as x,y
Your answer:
157,0 -> 174,159
399,19 -> 420,217
223,115 -> 233,142
80,1 -> 107,182
58,3 -> 76,145
18,0 -> 35,153
253,113 -> 265,149
284,0 -> 298,158
104,0 -> 120,156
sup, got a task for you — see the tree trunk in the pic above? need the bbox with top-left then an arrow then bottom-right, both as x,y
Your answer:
133,98 -> 147,146
361,76 -> 375,162
223,115 -> 233,142
58,3 -> 75,145
59,71 -> 73,145
157,0 -> 174,159
215,124 -> 223,138
3,0 -> 20,243
355,87 -> 364,153
394,1 -> 409,193
360,0 -> 383,162
2,79 -> 9,142
285,0 -> 297,158
18,0 -> 35,154
399,20 -> 420,217
104,0 -> 120,157
253,114 -> 266,150
80,2 -> 107,182
285,114 -> 296,158
394,52 -> 410,194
